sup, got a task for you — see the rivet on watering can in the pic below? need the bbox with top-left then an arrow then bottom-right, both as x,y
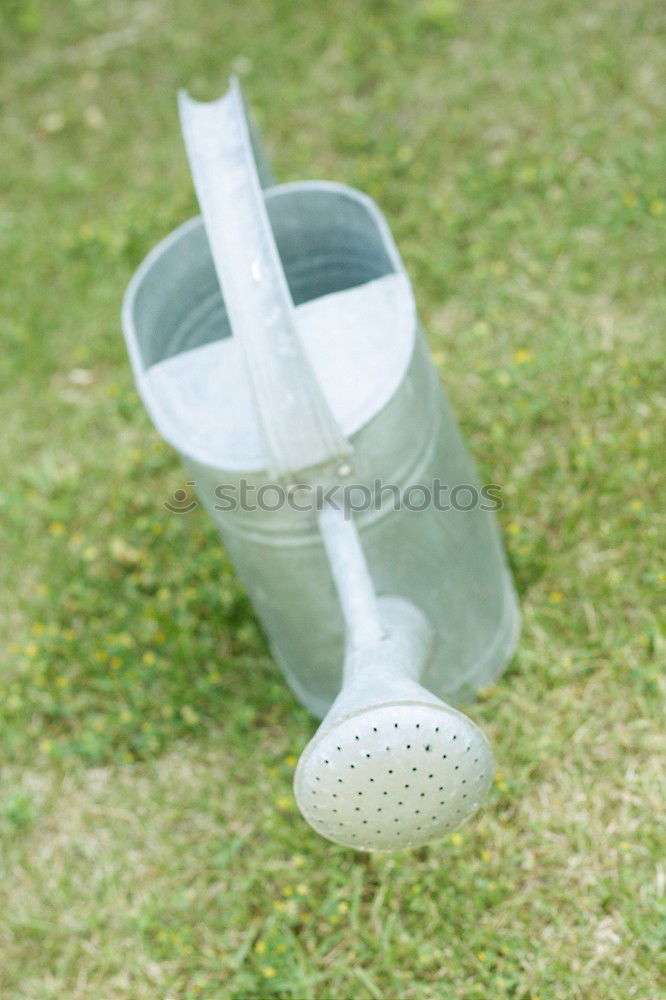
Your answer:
121,77 -> 520,852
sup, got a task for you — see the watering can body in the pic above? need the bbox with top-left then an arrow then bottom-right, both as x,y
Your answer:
123,179 -> 519,720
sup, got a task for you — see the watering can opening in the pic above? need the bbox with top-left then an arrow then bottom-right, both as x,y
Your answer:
123,182 -> 417,472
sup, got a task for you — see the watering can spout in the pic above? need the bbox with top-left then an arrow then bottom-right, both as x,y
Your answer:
293,504 -> 494,851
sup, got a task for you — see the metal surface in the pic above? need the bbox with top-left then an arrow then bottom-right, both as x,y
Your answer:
121,80 -> 520,850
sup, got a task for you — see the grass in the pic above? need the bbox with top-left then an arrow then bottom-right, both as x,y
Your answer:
0,0 -> 664,996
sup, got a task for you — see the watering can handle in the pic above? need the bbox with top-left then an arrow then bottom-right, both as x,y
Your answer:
178,79 -> 352,480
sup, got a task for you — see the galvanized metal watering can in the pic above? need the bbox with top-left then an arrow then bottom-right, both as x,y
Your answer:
122,79 -> 520,851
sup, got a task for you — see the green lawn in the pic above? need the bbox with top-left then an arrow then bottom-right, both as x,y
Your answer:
1,1 -> 664,997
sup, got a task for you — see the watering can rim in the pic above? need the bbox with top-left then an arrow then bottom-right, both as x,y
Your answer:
122,177 -> 414,366
121,179 -> 419,472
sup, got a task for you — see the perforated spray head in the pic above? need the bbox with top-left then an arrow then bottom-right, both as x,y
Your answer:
294,506 -> 494,851
294,597 -> 493,851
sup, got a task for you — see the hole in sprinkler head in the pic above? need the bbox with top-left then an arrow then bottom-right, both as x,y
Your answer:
452,735 -> 458,741
394,723 -> 398,728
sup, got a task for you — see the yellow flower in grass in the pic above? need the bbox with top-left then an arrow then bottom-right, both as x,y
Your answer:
513,348 -> 532,364
549,590 -> 563,604
262,966 -> 276,979
49,521 -> 65,536
254,940 -> 266,955
450,832 -> 462,845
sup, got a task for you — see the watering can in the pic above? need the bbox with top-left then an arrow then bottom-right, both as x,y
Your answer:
122,79 -> 520,851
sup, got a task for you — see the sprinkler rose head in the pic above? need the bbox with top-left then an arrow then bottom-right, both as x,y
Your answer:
293,593 -> 495,852
294,698 -> 493,852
